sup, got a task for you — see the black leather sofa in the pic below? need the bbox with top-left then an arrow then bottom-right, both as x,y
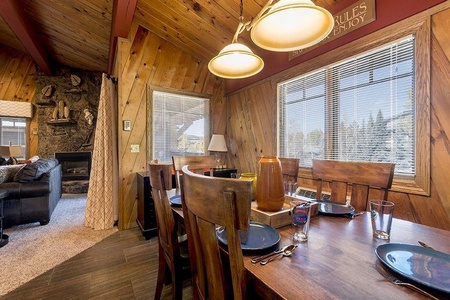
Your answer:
0,158 -> 62,228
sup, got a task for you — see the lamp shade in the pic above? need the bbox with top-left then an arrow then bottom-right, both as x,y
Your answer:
208,43 -> 264,79
0,146 -> 9,157
9,146 -> 23,157
0,145 -> 23,157
207,134 -> 228,152
251,0 -> 334,52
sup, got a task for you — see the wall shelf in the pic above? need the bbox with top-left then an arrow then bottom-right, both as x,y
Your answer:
47,119 -> 76,126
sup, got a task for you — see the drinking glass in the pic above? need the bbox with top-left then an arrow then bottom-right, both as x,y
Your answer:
290,200 -> 311,242
369,200 -> 394,239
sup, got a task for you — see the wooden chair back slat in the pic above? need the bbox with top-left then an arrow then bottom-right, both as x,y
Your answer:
351,184 -> 370,210
312,160 -> 395,187
172,155 -> 216,188
279,157 -> 300,182
149,163 -> 185,300
312,160 -> 395,212
181,165 -> 252,300
328,181 -> 348,204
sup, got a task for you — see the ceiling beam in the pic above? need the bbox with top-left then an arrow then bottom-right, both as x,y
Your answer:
0,0 -> 53,75
107,0 -> 138,74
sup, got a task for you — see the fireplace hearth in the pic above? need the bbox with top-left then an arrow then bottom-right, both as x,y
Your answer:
55,151 -> 92,181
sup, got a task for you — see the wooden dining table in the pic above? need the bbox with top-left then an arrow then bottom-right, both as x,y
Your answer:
170,195 -> 450,299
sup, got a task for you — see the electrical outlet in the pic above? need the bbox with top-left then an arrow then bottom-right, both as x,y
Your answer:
131,144 -> 139,153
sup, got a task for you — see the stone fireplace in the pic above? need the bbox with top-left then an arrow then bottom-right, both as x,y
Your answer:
33,67 -> 101,193
55,151 -> 92,181
34,68 -> 102,158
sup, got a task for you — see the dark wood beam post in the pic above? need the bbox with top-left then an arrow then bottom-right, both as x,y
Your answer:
0,0 -> 53,75
107,0 -> 137,74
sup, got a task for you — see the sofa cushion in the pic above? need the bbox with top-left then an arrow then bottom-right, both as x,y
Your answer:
14,158 -> 59,182
0,165 -> 25,184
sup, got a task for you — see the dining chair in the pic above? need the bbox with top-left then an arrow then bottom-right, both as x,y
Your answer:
180,165 -> 252,300
172,155 -> 216,189
312,159 -> 395,212
148,163 -> 190,300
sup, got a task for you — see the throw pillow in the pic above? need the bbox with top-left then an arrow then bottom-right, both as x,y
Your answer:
14,158 -> 59,182
29,155 -> 40,163
20,155 -> 40,164
0,165 -> 25,184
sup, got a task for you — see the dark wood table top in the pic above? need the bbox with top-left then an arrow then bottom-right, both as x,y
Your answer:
170,194 -> 450,299
244,213 -> 450,299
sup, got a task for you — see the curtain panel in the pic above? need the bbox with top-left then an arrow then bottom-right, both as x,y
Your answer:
84,74 -> 118,230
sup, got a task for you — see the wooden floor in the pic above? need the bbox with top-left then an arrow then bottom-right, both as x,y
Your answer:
3,228 -> 193,300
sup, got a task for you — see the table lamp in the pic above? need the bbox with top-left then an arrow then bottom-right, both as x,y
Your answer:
0,145 -> 23,165
207,134 -> 228,169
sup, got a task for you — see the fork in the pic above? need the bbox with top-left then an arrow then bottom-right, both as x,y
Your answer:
376,264 -> 439,300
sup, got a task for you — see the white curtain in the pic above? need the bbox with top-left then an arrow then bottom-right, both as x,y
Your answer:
84,74 -> 118,230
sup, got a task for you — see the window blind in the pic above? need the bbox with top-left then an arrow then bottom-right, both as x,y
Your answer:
279,36 -> 415,175
152,91 -> 209,163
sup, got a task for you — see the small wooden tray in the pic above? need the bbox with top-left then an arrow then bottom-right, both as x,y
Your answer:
250,195 -> 318,228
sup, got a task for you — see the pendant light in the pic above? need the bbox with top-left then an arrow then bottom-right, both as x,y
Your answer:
250,0 -> 334,52
208,0 -> 334,78
208,1 -> 264,79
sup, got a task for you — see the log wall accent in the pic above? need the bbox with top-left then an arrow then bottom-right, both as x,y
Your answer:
226,4 -> 450,230
0,46 -> 38,158
114,23 -> 226,230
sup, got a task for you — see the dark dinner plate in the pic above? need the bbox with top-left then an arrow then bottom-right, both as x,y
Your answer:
216,221 -> 280,252
317,201 -> 355,216
169,194 -> 182,206
375,243 -> 450,294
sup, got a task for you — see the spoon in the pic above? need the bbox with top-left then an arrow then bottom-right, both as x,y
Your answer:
251,244 -> 294,264
260,244 -> 298,265
418,241 -> 434,250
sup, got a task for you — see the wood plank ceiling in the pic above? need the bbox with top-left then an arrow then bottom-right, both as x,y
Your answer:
0,0 -> 340,75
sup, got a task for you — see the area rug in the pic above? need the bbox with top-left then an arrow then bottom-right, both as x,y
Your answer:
0,194 -> 118,296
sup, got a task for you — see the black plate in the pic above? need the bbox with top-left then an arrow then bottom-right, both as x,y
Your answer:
317,201 -> 355,216
216,221 -> 280,252
376,243 -> 450,294
169,194 -> 182,206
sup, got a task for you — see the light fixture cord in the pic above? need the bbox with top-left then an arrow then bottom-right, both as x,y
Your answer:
240,0 -> 244,22
233,0 -> 247,43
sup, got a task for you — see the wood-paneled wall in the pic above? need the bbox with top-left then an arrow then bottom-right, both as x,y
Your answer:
114,23 -> 226,230
0,46 -> 38,157
225,3 -> 450,230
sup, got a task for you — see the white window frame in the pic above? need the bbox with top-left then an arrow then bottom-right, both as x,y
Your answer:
277,18 -> 430,196
0,117 -> 27,158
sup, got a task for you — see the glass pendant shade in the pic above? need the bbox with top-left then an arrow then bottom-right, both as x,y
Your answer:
208,43 -> 264,79
251,0 -> 334,52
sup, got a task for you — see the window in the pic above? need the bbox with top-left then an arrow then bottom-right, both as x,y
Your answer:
0,117 -> 26,157
148,89 -> 210,163
279,36 -> 424,190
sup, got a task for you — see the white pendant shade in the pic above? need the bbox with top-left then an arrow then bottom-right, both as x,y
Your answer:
251,0 -> 334,52
208,43 -> 264,79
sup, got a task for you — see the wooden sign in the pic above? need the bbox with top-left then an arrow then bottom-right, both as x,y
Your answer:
289,0 -> 376,60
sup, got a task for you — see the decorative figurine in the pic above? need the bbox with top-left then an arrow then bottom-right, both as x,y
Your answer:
83,109 -> 94,125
